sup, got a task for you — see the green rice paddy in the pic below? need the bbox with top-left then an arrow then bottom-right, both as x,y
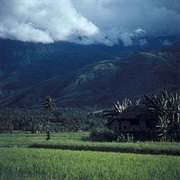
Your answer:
0,132 -> 180,179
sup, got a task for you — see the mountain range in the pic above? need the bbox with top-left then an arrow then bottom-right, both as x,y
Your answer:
0,37 -> 179,108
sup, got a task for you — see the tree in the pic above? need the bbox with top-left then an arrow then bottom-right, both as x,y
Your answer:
0,109 -> 14,133
103,98 -> 133,118
143,91 -> 180,141
43,96 -> 56,140
156,115 -> 169,141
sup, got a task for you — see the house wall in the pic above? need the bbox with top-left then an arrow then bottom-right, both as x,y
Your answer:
140,120 -> 148,131
120,121 -> 130,131
109,119 -> 150,133
120,119 -> 149,132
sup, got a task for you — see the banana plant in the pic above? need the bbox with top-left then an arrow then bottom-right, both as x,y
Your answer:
156,115 -> 170,141
143,91 -> 180,141
103,98 -> 133,118
112,98 -> 133,113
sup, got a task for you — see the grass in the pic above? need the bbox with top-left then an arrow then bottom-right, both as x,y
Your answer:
0,148 -> 180,180
0,132 -> 180,179
0,132 -> 88,147
0,132 -> 180,155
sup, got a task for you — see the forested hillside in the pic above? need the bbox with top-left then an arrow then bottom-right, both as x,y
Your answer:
0,38 -> 179,107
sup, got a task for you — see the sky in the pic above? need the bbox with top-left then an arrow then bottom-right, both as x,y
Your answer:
0,0 -> 180,46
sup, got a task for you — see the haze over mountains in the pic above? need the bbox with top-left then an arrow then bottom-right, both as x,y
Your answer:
0,37 -> 179,107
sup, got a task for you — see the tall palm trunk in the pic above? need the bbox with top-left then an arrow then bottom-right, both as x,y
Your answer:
43,96 -> 56,141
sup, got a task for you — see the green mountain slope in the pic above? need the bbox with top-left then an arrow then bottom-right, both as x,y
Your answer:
0,51 -> 179,107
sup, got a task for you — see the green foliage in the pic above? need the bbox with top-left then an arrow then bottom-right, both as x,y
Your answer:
0,132 -> 180,155
117,133 -> 134,142
0,109 -> 13,133
2,45 -> 179,108
156,116 -> 170,141
0,148 -> 180,180
0,132 -> 180,179
0,107 -> 104,133
112,98 -> 133,113
0,108 -> 46,133
89,128 -> 118,142
103,98 -> 133,119
143,91 -> 180,141
43,96 -> 57,140
43,96 -> 56,111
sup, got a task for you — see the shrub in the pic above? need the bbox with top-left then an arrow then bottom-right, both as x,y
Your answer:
89,128 -> 117,142
117,133 -> 134,142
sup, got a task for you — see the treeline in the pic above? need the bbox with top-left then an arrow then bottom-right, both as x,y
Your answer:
0,107 -> 105,133
1,91 -> 179,142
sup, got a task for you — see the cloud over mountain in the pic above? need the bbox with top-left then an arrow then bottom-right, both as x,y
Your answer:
0,0 -> 180,45
0,0 -> 99,43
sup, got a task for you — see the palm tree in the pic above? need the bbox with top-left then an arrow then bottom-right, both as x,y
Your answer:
43,96 -> 56,111
43,96 -> 56,140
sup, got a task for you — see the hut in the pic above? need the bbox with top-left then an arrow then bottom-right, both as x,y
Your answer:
106,105 -> 155,140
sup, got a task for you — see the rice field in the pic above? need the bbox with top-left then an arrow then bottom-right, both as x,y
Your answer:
0,148 -> 180,180
0,132 -> 179,155
0,132 -> 180,179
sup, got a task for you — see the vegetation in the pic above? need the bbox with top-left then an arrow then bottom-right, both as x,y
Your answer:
101,91 -> 180,142
0,133 -> 179,179
43,96 -> 57,140
0,133 -> 179,156
89,128 -> 117,142
143,91 -> 180,141
0,148 -> 179,180
0,39 -> 179,179
0,91 -> 179,143
103,98 -> 133,117
1,43 -> 179,108
0,107 -> 104,133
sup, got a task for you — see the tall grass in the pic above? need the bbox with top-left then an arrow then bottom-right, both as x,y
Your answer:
0,148 -> 179,180
0,132 -> 180,155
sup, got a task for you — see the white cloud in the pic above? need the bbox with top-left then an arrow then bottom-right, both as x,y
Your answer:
0,0 -> 99,43
0,0 -> 179,45
0,18 -> 54,43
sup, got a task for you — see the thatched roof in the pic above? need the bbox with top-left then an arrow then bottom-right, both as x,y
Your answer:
106,105 -> 148,126
117,105 -> 148,119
